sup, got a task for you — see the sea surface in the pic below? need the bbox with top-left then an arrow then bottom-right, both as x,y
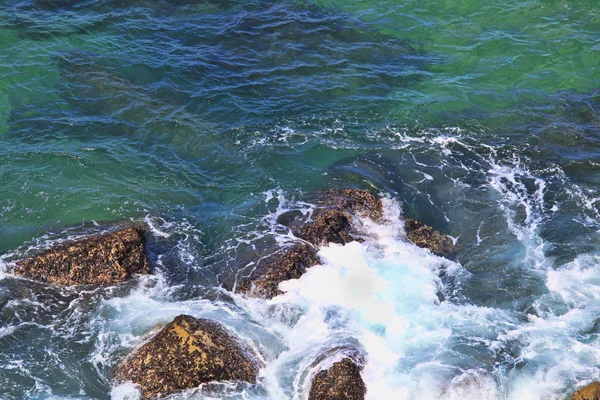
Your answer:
0,0 -> 599,399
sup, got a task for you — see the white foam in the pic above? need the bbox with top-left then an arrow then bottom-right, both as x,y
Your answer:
237,197 -> 517,399
487,158 -> 547,268
111,381 -> 142,400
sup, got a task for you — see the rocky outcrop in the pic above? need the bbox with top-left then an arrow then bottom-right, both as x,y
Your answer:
238,243 -> 319,299
239,188 -> 382,299
115,314 -> 260,399
571,382 -> 600,400
241,188 -> 458,299
294,188 -> 383,246
309,357 -> 366,400
404,218 -> 455,257
14,227 -> 149,285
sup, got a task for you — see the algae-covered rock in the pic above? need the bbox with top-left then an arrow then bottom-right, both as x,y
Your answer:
309,357 -> 366,400
115,314 -> 260,399
571,382 -> 600,400
238,243 -> 319,299
14,227 -> 149,285
404,218 -> 455,257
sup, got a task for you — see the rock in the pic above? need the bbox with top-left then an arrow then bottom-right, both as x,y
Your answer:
280,188 -> 383,246
14,227 -> 149,285
309,357 -> 366,400
311,188 -> 384,221
238,243 -> 319,299
240,189 -> 381,299
115,314 -> 260,399
571,382 -> 600,400
299,208 -> 355,246
404,218 -> 455,257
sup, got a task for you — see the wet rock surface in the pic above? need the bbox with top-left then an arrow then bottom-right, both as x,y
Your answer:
115,314 -> 260,399
404,218 -> 456,257
298,208 -> 355,246
14,227 -> 149,285
309,357 -> 366,400
311,188 -> 384,220
571,382 -> 600,400
280,188 -> 383,246
240,188 -> 382,299
238,243 -> 319,299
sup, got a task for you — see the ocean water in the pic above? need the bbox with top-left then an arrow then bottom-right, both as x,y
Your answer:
0,0 -> 599,399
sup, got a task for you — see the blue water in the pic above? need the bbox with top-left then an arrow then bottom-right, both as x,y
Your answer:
0,0 -> 599,399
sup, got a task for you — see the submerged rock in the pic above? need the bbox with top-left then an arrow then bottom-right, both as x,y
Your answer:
404,218 -> 456,257
115,314 -> 260,399
309,357 -> 366,400
238,243 -> 319,299
14,227 -> 149,285
570,382 -> 600,400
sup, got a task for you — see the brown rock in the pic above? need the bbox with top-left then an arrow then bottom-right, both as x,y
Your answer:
571,382 -> 600,400
404,218 -> 455,257
312,188 -> 384,221
309,357 -> 366,400
282,188 -> 383,246
238,243 -> 320,299
115,314 -> 260,399
299,208 -> 355,246
14,227 -> 149,285
239,189 -> 382,299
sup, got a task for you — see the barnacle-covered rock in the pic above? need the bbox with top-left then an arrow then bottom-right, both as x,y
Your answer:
14,227 -> 149,285
114,314 -> 260,399
309,356 -> 366,400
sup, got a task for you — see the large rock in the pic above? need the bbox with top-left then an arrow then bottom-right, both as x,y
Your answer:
571,382 -> 600,400
14,227 -> 149,285
404,218 -> 456,257
309,357 -> 366,400
115,314 -> 260,399
238,243 -> 319,299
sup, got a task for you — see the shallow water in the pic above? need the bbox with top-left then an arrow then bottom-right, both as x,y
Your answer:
0,0 -> 599,399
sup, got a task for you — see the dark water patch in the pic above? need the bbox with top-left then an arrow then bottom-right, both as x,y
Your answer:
147,0 -> 431,122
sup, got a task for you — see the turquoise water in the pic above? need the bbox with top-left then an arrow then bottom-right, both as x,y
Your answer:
0,0 -> 599,399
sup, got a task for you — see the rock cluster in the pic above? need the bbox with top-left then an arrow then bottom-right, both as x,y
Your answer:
240,188 -> 455,302
114,314 -> 260,399
240,188 -> 383,300
14,227 -> 149,285
6,188 -> 460,399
